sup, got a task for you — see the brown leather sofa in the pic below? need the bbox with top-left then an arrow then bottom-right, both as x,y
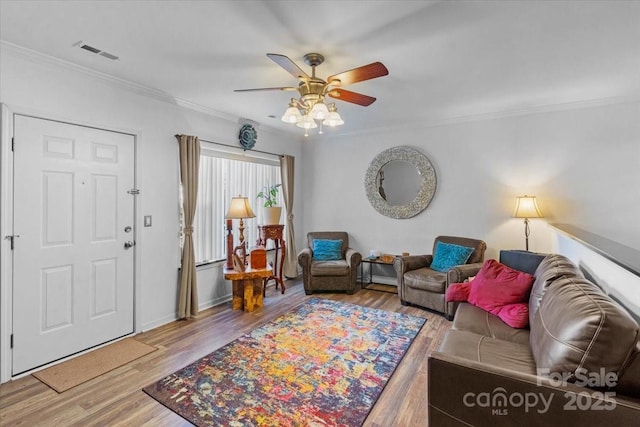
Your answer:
297,231 -> 362,295
429,253 -> 640,425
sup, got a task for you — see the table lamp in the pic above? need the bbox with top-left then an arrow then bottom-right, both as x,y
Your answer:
225,196 -> 256,269
513,195 -> 543,251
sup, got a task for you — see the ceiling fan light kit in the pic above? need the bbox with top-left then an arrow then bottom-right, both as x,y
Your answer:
235,52 -> 388,137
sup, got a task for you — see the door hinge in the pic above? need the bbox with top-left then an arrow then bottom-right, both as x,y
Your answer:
127,189 -> 140,195
10,334 -> 13,349
4,235 -> 19,250
11,137 -> 15,151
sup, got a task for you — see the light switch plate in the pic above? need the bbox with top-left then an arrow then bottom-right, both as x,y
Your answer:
144,215 -> 152,227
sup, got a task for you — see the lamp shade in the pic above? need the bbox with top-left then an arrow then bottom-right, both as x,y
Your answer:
513,195 -> 543,219
323,103 -> 344,127
281,105 -> 302,123
225,196 -> 256,219
296,115 -> 318,129
309,101 -> 329,120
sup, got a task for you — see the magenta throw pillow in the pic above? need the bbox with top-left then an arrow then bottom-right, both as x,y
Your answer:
445,282 -> 471,302
467,259 -> 535,328
493,303 -> 530,328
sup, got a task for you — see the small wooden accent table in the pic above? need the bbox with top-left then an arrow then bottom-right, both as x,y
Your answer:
257,224 -> 286,294
224,266 -> 272,312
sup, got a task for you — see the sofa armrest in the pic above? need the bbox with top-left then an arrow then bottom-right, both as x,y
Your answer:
446,262 -> 483,287
298,248 -> 312,268
393,254 -> 432,274
428,351 -> 640,426
345,248 -> 362,268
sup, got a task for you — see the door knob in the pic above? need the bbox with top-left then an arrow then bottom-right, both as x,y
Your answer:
124,240 -> 136,249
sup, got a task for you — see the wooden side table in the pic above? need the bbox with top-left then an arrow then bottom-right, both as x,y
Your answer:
224,266 -> 272,312
257,224 -> 286,294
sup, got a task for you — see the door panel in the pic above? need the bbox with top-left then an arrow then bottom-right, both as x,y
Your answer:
12,115 -> 135,374
41,265 -> 73,331
92,174 -> 118,241
43,171 -> 75,246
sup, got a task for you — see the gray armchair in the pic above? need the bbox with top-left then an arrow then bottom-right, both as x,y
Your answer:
298,232 -> 362,295
394,235 -> 486,320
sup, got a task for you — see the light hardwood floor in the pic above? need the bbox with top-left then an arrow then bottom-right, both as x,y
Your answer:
0,278 -> 452,426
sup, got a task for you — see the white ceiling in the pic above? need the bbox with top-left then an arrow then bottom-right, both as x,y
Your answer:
1,0 -> 639,137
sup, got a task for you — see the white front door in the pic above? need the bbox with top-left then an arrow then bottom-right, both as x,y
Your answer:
12,115 -> 135,375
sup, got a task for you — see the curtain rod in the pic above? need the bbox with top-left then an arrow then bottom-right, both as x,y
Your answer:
174,134 -> 284,158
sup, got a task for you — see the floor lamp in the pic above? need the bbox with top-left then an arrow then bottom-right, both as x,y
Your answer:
513,195 -> 543,251
225,196 -> 256,269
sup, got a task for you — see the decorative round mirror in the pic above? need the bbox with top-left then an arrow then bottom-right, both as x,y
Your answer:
364,146 -> 437,219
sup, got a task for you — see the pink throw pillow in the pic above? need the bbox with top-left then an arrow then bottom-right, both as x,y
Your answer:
445,282 -> 471,302
493,303 -> 530,328
467,259 -> 535,328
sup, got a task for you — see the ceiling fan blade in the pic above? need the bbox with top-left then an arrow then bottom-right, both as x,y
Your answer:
327,62 -> 389,86
327,89 -> 377,106
234,87 -> 297,92
267,53 -> 310,80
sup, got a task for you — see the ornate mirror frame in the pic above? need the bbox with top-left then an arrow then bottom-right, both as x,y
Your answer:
364,146 -> 437,219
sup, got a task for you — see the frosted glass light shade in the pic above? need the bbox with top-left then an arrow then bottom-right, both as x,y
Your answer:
309,102 -> 329,120
323,111 -> 344,127
281,106 -> 302,123
296,115 -> 317,129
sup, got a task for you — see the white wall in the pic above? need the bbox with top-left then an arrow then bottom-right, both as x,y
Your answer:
301,100 -> 640,260
0,46 -> 304,339
551,228 -> 640,321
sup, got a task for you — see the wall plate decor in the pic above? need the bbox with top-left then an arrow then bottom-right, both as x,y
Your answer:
238,123 -> 257,150
364,146 -> 437,219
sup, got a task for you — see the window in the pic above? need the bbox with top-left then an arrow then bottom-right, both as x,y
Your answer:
192,145 -> 281,264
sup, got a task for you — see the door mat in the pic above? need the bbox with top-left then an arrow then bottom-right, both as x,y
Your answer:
144,298 -> 426,426
32,337 -> 157,393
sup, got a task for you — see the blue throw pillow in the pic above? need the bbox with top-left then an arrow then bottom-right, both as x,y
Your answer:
430,241 -> 475,272
312,239 -> 343,261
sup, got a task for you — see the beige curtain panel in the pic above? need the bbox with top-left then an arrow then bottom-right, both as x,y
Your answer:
176,134 -> 201,319
280,155 -> 298,278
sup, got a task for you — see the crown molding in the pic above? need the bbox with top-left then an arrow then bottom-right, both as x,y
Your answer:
333,94 -> 640,139
0,41 -> 276,130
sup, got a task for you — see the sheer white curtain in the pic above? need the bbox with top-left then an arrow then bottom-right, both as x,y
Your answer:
193,156 -> 227,262
193,150 -> 281,263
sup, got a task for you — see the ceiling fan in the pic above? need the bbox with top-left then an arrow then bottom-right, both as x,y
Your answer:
234,53 -> 389,135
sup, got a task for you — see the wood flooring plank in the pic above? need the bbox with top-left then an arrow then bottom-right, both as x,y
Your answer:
0,278 -> 451,426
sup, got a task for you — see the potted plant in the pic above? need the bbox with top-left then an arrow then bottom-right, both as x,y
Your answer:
257,184 -> 282,225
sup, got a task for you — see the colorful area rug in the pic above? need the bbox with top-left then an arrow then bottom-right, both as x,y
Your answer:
143,298 -> 426,426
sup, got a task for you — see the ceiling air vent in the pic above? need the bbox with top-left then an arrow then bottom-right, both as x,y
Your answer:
98,51 -> 119,60
73,41 -> 119,61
